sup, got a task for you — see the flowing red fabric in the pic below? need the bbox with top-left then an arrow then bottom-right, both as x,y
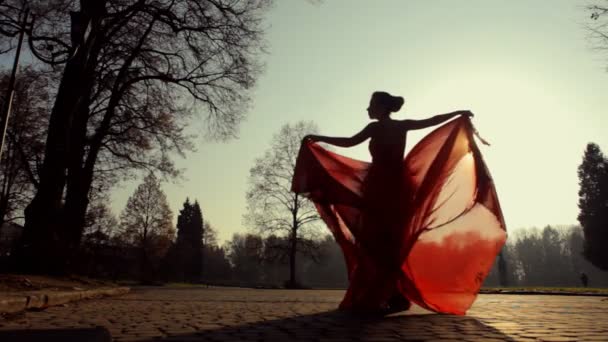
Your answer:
291,117 -> 507,315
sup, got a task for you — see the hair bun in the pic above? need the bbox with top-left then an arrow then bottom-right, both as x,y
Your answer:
371,91 -> 404,115
390,96 -> 404,113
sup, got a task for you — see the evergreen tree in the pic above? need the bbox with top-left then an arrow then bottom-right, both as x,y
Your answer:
172,199 -> 192,281
192,201 -> 204,280
173,198 -> 204,282
577,143 -> 608,270
176,199 -> 194,246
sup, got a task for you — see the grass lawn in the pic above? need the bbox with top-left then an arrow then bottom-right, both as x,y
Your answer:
0,274 -> 118,292
153,284 -> 608,295
3,274 -> 607,296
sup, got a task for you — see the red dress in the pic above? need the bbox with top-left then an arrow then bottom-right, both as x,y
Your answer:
291,117 -> 506,315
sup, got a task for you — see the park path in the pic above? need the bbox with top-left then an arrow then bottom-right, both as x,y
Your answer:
1,287 -> 607,341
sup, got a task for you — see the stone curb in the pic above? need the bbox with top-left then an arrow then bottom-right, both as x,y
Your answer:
0,287 -> 130,314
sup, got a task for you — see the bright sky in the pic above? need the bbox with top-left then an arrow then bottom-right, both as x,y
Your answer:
111,0 -> 608,243
8,1 -> 607,243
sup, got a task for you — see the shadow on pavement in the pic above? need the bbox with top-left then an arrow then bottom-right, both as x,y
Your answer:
149,310 -> 516,341
0,326 -> 111,342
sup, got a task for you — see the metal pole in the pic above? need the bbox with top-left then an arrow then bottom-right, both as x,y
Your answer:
0,7 -> 29,163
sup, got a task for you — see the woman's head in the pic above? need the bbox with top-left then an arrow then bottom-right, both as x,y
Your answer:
367,91 -> 404,120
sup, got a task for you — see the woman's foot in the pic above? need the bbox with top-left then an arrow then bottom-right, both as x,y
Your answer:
385,295 -> 411,314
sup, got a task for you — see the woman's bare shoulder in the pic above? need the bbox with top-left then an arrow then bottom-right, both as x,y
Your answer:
363,121 -> 380,133
394,119 -> 413,131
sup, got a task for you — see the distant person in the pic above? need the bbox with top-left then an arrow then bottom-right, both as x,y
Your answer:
292,91 -> 506,315
581,272 -> 589,287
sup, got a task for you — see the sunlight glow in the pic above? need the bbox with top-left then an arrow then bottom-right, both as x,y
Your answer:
108,0 -> 607,242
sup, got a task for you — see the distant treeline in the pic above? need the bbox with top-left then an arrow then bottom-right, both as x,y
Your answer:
73,223 -> 607,288
485,225 -> 608,287
74,230 -> 348,288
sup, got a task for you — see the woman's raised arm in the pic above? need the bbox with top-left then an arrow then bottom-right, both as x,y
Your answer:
402,110 -> 473,130
304,123 -> 376,148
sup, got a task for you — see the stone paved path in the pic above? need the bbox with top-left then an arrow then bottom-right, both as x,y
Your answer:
1,287 -> 607,341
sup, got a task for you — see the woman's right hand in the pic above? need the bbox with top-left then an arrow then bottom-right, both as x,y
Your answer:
302,135 -> 317,143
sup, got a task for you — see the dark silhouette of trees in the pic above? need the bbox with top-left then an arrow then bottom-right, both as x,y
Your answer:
78,196 -> 119,276
244,121 -> 323,288
508,226 -> 573,286
172,198 -> 204,282
300,235 -> 348,288
483,225 -> 608,288
191,202 -> 204,277
223,232 -> 342,288
577,143 -> 608,270
67,221 -> 608,288
203,222 -> 218,248
485,244 -> 517,287
513,229 -> 544,285
201,222 -> 231,283
497,251 -> 508,286
227,233 -> 264,285
0,67 -> 50,228
83,196 -> 119,243
70,194 -> 234,283
568,226 -> 587,276
202,244 -> 232,284
0,0 -> 271,273
170,223 -> 607,289
119,173 -> 174,282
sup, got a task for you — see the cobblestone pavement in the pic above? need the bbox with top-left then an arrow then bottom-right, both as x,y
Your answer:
1,287 -> 607,341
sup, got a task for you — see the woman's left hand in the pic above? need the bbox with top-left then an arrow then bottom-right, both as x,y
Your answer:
302,134 -> 317,143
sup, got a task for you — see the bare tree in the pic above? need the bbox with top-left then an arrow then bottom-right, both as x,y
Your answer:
119,173 -> 174,282
588,1 -> 608,69
80,195 -> 119,273
203,221 -> 218,248
83,195 -> 119,240
0,67 -> 50,228
244,121 -> 323,288
0,0 -> 272,272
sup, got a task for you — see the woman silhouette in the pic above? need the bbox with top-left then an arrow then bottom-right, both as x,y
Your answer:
292,91 -> 506,315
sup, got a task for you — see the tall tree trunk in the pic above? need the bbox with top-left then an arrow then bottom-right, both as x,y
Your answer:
0,195 -> 9,229
289,227 -> 297,288
0,147 -> 12,228
16,7 -> 103,274
0,138 -> 17,239
0,183 -> 7,241
63,92 -> 96,270
289,194 -> 299,288
60,9 -> 157,274
19,73 -> 83,273
63,172 -> 92,271
140,227 -> 150,283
